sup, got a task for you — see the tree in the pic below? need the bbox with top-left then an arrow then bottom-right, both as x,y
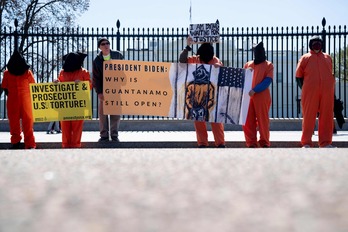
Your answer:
1,0 -> 89,51
0,0 -> 90,81
0,0 -> 7,29
1,0 -> 89,28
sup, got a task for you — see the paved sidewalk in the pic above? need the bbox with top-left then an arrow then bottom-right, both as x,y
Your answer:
1,148 -> 348,232
1,130 -> 348,142
1,130 -> 348,149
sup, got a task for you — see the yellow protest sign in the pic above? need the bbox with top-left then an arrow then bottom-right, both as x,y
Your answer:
30,81 -> 92,122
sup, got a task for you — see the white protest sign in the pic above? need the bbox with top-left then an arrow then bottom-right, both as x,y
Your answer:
189,20 -> 220,44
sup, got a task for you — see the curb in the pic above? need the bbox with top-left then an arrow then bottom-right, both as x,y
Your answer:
0,118 -> 308,132
0,118 -> 347,132
1,141 -> 348,149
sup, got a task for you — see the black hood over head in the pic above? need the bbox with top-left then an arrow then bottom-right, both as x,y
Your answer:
253,42 -> 266,65
309,36 -> 323,50
197,43 -> 214,64
6,50 -> 30,76
62,52 -> 87,72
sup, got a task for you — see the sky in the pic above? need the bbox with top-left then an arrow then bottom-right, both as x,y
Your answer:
77,0 -> 348,30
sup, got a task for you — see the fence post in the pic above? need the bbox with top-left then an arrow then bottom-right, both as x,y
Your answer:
216,41 -> 220,58
216,19 -> 220,58
116,20 -> 121,51
321,17 -> 326,52
14,19 -> 19,51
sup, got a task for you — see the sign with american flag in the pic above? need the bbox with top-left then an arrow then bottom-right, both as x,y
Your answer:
217,67 -> 245,124
168,63 -> 252,125
103,60 -> 252,125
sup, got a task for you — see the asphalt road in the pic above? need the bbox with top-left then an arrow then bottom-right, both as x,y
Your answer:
1,148 -> 348,232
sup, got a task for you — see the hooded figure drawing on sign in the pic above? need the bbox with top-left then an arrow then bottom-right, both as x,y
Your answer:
185,65 -> 215,121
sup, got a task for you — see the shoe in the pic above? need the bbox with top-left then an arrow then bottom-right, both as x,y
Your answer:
98,137 -> 109,143
10,142 -> 21,149
321,144 -> 336,148
198,145 -> 208,148
247,144 -> 257,148
302,145 -> 311,148
217,144 -> 226,148
46,130 -> 50,134
56,130 -> 62,134
111,137 -> 120,142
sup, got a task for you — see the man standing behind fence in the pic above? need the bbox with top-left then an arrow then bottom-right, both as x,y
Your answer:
93,38 -> 124,142
296,36 -> 335,148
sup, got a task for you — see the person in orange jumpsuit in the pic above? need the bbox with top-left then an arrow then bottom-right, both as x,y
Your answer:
179,37 -> 225,148
243,42 -> 274,148
56,52 -> 92,148
296,36 -> 335,148
2,50 -> 36,149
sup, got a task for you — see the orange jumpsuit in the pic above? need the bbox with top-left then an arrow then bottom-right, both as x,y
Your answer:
57,68 -> 92,148
187,56 -> 225,147
243,61 -> 274,147
296,51 -> 335,147
2,70 -> 36,149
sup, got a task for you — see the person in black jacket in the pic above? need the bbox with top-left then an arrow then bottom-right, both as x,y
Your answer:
92,37 -> 124,142
334,95 -> 345,132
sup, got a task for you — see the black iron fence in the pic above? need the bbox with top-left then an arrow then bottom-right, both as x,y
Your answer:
0,18 -> 347,120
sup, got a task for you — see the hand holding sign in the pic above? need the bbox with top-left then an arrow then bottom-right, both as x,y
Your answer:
187,36 -> 194,46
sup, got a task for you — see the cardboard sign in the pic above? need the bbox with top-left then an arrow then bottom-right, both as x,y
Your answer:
189,20 -> 220,44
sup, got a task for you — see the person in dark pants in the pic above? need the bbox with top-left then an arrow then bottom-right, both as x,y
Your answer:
47,121 -> 61,134
92,38 -> 124,142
